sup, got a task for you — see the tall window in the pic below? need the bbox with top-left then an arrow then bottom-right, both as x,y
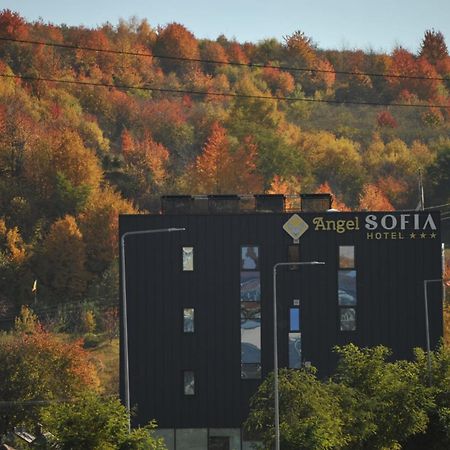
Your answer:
240,245 -> 261,379
183,308 -> 194,333
182,247 -> 194,271
338,246 -> 356,331
289,307 -> 301,368
183,371 -> 195,395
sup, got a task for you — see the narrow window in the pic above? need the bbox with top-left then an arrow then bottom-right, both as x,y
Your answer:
338,245 -> 357,331
338,270 -> 357,306
339,246 -> 355,268
183,371 -> 195,395
182,246 -> 194,271
241,246 -> 259,270
289,333 -> 302,369
290,308 -> 300,331
183,308 -> 194,333
340,308 -> 356,331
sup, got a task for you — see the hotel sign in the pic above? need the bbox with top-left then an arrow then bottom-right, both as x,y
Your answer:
284,212 -> 439,241
313,213 -> 438,240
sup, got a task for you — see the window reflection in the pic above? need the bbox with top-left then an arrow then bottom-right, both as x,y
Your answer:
340,308 -> 356,331
241,319 -> 261,364
240,272 -> 260,302
182,247 -> 194,271
240,303 -> 261,321
183,308 -> 194,333
241,363 -> 261,379
183,371 -> 195,395
241,246 -> 259,270
339,246 -> 355,269
338,270 -> 357,305
289,332 -> 302,368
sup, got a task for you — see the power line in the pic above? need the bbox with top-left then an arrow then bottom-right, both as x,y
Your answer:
1,72 -> 448,109
0,35 -> 448,82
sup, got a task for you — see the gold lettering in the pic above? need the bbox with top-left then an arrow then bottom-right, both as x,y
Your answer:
375,232 -> 382,239
347,220 -> 355,231
398,232 -> 404,240
355,216 -> 360,230
313,217 -> 326,231
367,232 -> 374,239
326,220 -> 335,231
391,232 -> 397,239
336,220 -> 346,234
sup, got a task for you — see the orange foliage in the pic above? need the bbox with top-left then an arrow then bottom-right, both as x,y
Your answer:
39,215 -> 89,300
78,187 -> 137,273
262,67 -> 295,96
154,22 -> 200,75
200,41 -> 228,74
313,58 -> 336,90
377,110 -> 398,128
0,9 -> 28,39
227,42 -> 249,64
359,184 -> 394,211
316,182 -> 350,211
189,123 -> 262,194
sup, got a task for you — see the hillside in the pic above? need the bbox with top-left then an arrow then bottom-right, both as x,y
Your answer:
0,9 -> 449,317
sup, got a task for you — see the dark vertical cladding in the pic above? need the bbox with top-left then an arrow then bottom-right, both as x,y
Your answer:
120,210 -> 443,430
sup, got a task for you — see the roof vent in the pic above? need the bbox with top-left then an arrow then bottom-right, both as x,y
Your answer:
255,194 -> 285,212
300,193 -> 332,212
161,195 -> 192,214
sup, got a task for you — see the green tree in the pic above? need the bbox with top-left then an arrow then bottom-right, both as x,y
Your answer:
245,368 -> 348,450
40,392 -> 166,450
334,344 -> 432,449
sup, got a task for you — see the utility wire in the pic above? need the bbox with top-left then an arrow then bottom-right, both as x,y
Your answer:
0,36 -> 448,82
1,72 -> 448,109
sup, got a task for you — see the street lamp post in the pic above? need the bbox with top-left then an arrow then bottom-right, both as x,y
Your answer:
272,261 -> 325,450
120,227 -> 186,431
423,278 -> 442,386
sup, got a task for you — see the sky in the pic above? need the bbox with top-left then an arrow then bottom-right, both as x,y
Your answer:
3,0 -> 450,53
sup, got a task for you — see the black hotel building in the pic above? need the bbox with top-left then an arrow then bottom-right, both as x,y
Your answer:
119,194 -> 444,450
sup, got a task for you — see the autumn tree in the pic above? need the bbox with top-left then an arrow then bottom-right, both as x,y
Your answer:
187,122 -> 233,193
153,22 -> 200,75
377,110 -> 398,128
420,29 -> 449,65
358,184 -> 394,211
315,182 -> 350,211
199,40 -> 228,74
78,186 -> 137,274
0,326 -> 99,433
36,215 -> 89,304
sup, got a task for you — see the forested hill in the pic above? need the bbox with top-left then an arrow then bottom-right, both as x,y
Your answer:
0,9 -> 449,312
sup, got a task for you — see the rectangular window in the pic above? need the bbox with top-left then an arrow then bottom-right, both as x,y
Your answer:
182,247 -> 194,271
338,270 -> 357,306
289,332 -> 302,368
340,308 -> 356,331
290,308 -> 300,331
241,363 -> 261,379
183,371 -> 195,395
241,319 -> 261,364
240,272 -> 261,302
183,308 -> 194,333
339,245 -> 355,268
208,436 -> 230,450
241,246 -> 259,270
